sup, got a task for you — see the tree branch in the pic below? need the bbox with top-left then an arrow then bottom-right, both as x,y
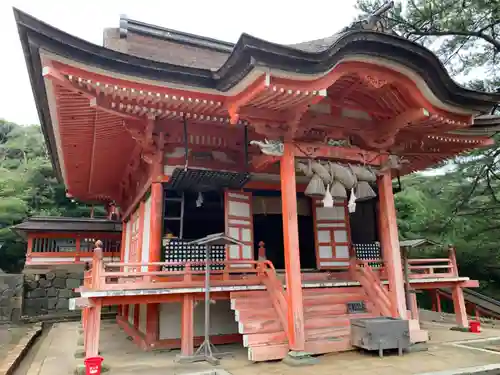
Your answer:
408,29 -> 500,51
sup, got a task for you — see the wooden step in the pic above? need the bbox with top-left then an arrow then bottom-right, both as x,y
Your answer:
230,291 -> 268,299
247,336 -> 353,361
302,287 -> 364,295
305,336 -> 352,355
231,297 -> 273,311
237,318 -> 282,334
303,295 -> 367,306
304,303 -> 348,315
234,307 -> 277,322
248,343 -> 288,362
243,326 -> 350,347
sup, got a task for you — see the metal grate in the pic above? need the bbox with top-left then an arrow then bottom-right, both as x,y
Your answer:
354,242 -> 382,267
164,168 -> 249,192
163,238 -> 226,271
354,242 -> 381,259
347,301 -> 367,314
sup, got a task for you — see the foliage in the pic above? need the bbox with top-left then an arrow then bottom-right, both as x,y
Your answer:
356,0 -> 500,296
356,0 -> 500,80
0,119 -> 102,273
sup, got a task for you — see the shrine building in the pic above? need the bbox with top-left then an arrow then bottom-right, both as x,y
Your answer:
14,5 -> 500,364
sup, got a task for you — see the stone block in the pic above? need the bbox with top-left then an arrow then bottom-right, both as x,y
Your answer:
10,308 -> 21,322
5,275 -> 23,289
59,289 -> 73,298
46,287 -> 57,297
74,348 -> 85,358
56,298 -> 69,310
48,298 -> 58,310
55,270 -> 69,278
39,278 -> 51,288
2,288 -> 14,299
28,288 -> 46,298
26,281 -> 39,290
52,278 -> 66,288
46,272 -> 56,280
66,278 -> 82,289
69,272 -> 84,280
0,307 -> 12,321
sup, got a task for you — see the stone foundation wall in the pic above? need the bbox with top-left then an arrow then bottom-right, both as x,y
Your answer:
0,274 -> 23,323
23,270 -> 82,317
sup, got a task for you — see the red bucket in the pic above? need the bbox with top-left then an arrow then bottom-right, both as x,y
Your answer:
469,320 -> 481,333
84,356 -> 103,375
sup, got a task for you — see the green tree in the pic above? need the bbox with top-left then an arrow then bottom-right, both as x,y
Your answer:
356,0 -> 500,81
0,119 -> 104,273
355,0 -> 500,295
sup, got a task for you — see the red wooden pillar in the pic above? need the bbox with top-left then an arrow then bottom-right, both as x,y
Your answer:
452,285 -> 468,328
85,299 -> 102,358
377,171 -> 407,319
280,143 -> 305,351
180,294 -> 194,357
431,289 -> 442,313
145,179 -> 163,345
85,247 -> 103,358
410,292 -> 419,321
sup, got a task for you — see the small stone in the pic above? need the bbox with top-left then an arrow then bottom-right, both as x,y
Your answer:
77,337 -> 84,346
74,348 -> 85,358
74,363 -> 86,375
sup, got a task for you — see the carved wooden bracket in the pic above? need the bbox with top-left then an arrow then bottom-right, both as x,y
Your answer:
362,108 -> 430,149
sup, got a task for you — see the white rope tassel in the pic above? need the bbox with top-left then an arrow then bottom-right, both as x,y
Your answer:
348,188 -> 357,213
323,184 -> 334,207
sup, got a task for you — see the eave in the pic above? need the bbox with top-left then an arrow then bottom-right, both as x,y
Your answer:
15,8 -> 500,109
14,8 -> 500,196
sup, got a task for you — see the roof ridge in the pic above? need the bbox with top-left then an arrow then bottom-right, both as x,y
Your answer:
119,15 -> 234,54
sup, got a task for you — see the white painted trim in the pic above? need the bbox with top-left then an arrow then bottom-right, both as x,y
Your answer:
44,77 -> 68,185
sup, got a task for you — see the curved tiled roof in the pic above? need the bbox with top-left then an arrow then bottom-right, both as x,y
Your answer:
14,8 -> 500,111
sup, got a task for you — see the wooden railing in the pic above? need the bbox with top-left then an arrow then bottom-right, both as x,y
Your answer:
262,266 -> 289,339
406,247 -> 458,278
356,261 -> 395,317
83,245 -> 277,291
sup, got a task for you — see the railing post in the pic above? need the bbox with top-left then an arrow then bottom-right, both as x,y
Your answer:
184,263 -> 192,282
92,240 -> 104,289
448,244 -> 458,276
258,241 -> 267,261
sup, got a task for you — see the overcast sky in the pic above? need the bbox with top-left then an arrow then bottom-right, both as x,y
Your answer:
0,0 -> 359,125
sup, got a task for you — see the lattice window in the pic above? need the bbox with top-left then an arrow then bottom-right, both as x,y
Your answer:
353,242 -> 382,268
163,239 -> 225,271
32,238 -> 76,253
